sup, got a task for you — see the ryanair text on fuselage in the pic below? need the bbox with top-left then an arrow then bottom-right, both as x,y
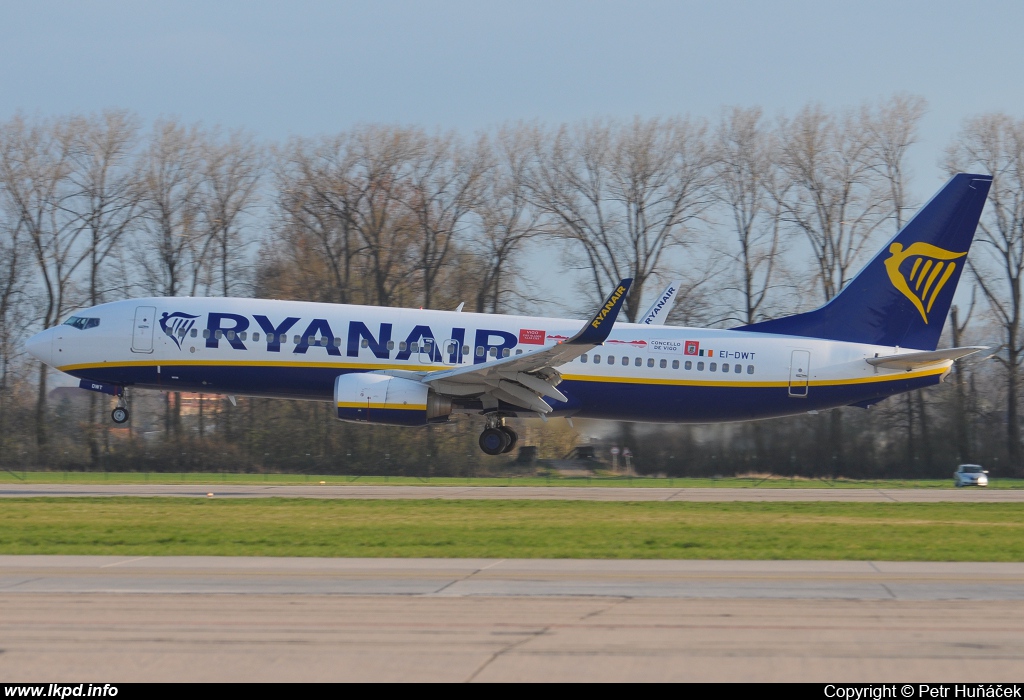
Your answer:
187,311 -> 522,364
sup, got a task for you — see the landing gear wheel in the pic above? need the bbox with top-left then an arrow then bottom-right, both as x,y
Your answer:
111,407 -> 129,424
499,427 -> 518,453
479,427 -> 510,456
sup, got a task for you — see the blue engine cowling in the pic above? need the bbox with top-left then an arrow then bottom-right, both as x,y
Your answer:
334,373 -> 452,426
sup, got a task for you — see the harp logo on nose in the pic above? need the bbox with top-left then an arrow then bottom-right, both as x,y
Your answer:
159,312 -> 200,350
883,242 -> 967,324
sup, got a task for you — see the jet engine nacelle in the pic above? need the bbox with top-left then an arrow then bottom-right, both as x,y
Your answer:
334,373 -> 452,426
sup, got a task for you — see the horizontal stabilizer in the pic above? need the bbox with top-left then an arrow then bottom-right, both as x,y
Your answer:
866,346 -> 986,371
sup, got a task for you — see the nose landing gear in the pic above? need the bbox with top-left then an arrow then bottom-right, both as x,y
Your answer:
478,415 -> 518,456
110,390 -> 130,424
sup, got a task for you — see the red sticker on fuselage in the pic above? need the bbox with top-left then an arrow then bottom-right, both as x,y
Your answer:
684,341 -> 699,355
519,329 -> 546,345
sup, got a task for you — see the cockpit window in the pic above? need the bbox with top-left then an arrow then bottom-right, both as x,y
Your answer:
63,317 -> 100,330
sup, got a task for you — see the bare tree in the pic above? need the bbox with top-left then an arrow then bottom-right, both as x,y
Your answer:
470,125 -> 543,313
528,117 -> 715,320
0,114 -> 83,449
775,104 -> 891,303
945,113 -> 1024,475
713,106 -> 784,324
345,125 -> 420,307
202,129 -> 263,297
403,131 -> 487,309
0,239 -> 24,366
863,94 -> 928,233
62,110 -> 143,309
272,135 -> 364,304
137,119 -> 206,297
0,116 -> 80,329
275,127 -> 421,307
0,202 -> 29,466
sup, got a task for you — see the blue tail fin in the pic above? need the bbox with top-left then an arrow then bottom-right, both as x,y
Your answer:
739,173 -> 992,350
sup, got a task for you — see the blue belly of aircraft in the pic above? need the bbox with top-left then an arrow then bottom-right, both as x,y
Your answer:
558,376 -> 939,421
66,363 -> 941,423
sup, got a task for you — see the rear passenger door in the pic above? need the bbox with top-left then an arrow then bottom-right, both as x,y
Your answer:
788,350 -> 810,397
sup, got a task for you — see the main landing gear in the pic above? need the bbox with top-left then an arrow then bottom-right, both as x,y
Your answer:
478,415 -> 518,456
111,391 -> 130,424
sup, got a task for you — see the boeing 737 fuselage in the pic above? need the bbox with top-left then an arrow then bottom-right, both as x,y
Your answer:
24,174 -> 993,454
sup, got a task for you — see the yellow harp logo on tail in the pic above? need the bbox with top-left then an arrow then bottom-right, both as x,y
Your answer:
884,242 -> 967,324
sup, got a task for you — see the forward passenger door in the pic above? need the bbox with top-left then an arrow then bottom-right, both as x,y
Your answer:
132,306 -> 157,354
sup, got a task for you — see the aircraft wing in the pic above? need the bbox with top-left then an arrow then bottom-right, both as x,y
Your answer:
422,279 -> 633,414
866,346 -> 987,371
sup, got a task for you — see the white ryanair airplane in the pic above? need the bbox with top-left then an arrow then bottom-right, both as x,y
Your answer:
26,174 -> 991,455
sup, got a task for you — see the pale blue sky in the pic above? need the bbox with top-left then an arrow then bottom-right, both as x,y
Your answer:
4,0 -> 1023,179
3,0 -> 1022,312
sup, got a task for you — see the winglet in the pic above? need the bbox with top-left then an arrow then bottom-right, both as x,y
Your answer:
639,280 -> 681,325
566,278 -> 633,346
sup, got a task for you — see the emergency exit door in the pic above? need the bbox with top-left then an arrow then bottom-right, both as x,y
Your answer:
132,306 -> 156,353
788,350 -> 810,397
418,338 -> 436,365
442,339 -> 462,365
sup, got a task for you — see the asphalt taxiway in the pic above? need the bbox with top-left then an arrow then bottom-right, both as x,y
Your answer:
2,556 -> 1023,682
2,483 -> 1022,501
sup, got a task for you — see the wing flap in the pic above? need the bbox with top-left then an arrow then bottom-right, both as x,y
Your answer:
496,380 -> 554,414
498,370 -> 568,402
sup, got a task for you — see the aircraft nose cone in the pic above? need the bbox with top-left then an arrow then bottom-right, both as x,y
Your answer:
24,328 -> 54,365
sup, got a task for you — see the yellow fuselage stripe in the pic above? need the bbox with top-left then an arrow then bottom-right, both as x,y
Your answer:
60,359 -> 949,390
560,364 -> 947,388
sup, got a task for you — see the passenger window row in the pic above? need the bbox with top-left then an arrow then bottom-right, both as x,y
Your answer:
167,329 -> 758,372
579,353 -> 755,374
168,328 -> 199,338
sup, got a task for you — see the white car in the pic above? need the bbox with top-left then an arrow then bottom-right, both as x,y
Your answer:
954,464 -> 989,487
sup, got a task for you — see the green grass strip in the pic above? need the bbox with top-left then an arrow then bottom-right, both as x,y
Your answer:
2,498 -> 1022,561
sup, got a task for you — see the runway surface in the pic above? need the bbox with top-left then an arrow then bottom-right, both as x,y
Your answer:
2,483 -> 1022,501
4,555 -> 1024,599
2,556 -> 1024,681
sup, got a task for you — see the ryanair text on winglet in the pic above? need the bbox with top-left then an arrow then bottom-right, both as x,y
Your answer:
591,285 -> 627,329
